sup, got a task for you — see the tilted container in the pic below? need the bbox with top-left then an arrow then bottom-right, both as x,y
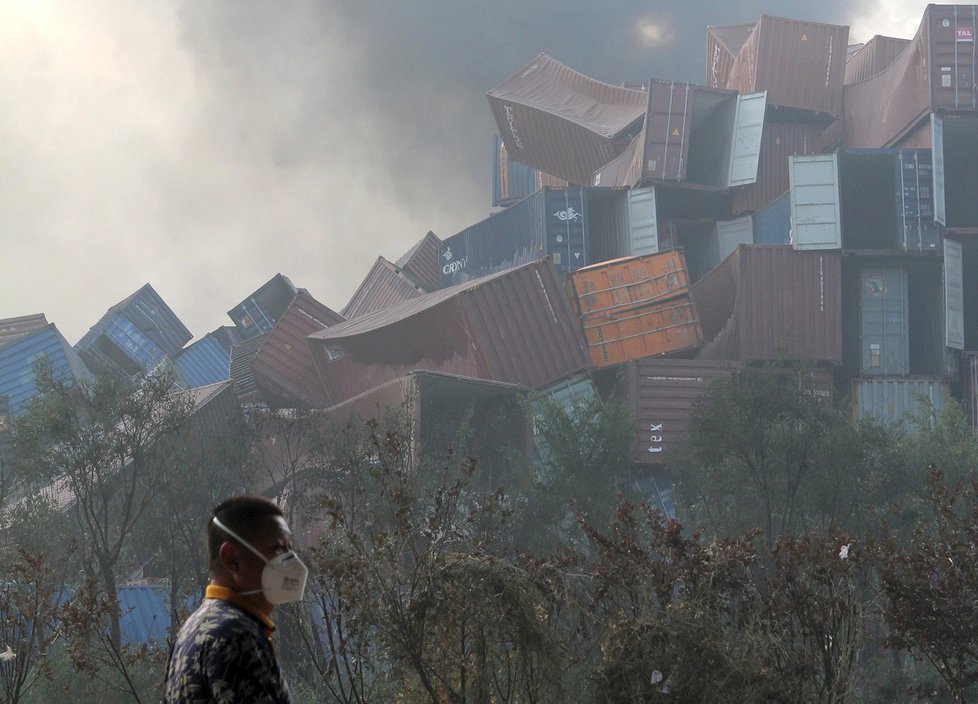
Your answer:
842,5 -> 978,149
727,14 -> 849,119
567,250 -> 690,317
227,274 -> 298,341
308,260 -> 589,405
488,54 -> 647,185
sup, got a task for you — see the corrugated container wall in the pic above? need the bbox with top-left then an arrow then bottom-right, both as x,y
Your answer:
227,274 -> 297,341
323,371 -> 528,474
308,260 -> 590,405
582,297 -> 702,368
567,250 -> 690,317
488,54 -> 647,185
852,377 -> 949,433
845,35 -> 912,85
76,313 -> 167,380
0,314 -> 48,349
638,82 -> 766,189
251,289 -> 344,409
75,284 -> 191,380
726,15 -> 849,118
619,358 -> 740,465
103,283 -> 191,356
693,245 -> 843,363
229,333 -> 270,401
395,232 -> 442,293
342,257 -> 427,319
706,24 -> 755,89
0,325 -> 92,418
439,187 -> 589,288
175,334 -> 231,389
842,5 -> 978,149
492,134 -> 568,207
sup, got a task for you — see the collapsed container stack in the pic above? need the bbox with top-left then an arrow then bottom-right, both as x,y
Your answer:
5,5 -> 976,519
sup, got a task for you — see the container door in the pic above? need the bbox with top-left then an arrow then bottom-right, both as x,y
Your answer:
932,114 -> 946,226
789,154 -> 842,250
896,150 -> 940,251
726,91 -> 767,187
627,186 -> 659,256
945,238 -> 965,350
715,216 -> 753,261
546,187 -> 587,274
860,267 -> 910,375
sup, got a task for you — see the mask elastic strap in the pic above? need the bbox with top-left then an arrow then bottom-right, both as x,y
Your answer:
212,516 -> 268,564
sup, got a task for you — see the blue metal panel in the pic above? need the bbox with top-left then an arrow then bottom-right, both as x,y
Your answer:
104,315 -> 166,368
113,285 -> 192,356
753,191 -> 790,245
117,584 -> 170,646
0,325 -> 91,417
853,378 -> 949,434
175,335 -> 231,388
439,187 -> 589,288
896,149 -> 941,251
228,274 -> 297,341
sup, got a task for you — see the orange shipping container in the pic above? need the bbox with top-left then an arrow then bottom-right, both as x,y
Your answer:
568,250 -> 690,316
583,298 -> 702,368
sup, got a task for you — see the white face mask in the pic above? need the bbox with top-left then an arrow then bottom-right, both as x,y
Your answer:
212,516 -> 309,605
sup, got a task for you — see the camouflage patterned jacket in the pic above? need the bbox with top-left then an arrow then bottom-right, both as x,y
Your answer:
164,585 -> 292,703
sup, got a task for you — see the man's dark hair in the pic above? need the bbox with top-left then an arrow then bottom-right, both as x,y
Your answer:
208,495 -> 284,568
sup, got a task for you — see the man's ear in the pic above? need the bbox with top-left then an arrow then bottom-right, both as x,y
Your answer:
218,541 -> 240,573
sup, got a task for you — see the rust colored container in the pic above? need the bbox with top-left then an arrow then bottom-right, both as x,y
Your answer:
308,259 -> 589,404
583,297 -> 702,368
706,23 -> 755,90
342,257 -> 428,319
692,245 -> 842,364
568,250 -> 690,316
322,370 -> 528,471
727,15 -> 849,119
732,121 -> 824,215
488,54 -> 647,185
845,35 -> 912,85
395,231 -> 441,292
618,358 -> 740,465
843,5 -> 978,149
251,289 -> 344,408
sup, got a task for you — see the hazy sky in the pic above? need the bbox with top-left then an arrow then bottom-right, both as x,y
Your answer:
1,0 -> 931,344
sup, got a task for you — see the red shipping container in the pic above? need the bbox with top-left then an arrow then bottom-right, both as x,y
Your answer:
308,259 -> 589,404
727,15 -> 849,119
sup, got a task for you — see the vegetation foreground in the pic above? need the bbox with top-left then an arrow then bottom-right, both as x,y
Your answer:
2,364 -> 978,703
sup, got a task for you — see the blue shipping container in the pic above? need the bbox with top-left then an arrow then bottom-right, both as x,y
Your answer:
0,324 -> 91,418
228,274 -> 297,341
439,187 -> 588,288
753,191 -> 791,245
175,334 -> 231,388
110,284 -> 192,356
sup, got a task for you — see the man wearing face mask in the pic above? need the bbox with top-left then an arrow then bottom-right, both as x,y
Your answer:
164,495 -> 308,703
